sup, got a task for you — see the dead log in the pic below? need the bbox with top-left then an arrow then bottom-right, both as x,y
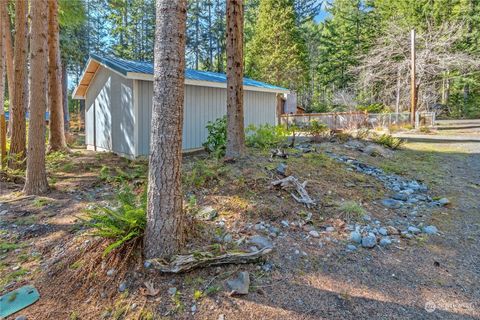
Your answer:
272,176 -> 316,208
270,148 -> 288,159
147,247 -> 272,273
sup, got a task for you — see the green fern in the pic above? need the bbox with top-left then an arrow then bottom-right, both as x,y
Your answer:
86,186 -> 146,256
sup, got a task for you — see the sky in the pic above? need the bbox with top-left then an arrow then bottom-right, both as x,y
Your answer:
315,10 -> 331,23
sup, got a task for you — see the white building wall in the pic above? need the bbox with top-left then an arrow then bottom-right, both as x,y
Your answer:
85,70 -> 279,158
136,81 -> 278,156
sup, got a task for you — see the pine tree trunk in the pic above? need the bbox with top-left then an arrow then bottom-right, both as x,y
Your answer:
144,0 -> 187,260
24,0 -> 49,195
225,0 -> 246,159
8,0 -> 28,169
48,0 -> 67,152
0,1 -> 6,166
62,59 -> 70,131
1,3 -> 14,136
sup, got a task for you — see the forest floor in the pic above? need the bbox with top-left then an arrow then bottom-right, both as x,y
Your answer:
0,124 -> 479,320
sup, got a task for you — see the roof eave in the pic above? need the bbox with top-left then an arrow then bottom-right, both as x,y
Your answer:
125,72 -> 289,94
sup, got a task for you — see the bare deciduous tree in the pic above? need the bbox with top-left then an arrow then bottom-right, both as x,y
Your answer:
354,22 -> 480,111
24,0 -> 49,195
144,0 -> 187,259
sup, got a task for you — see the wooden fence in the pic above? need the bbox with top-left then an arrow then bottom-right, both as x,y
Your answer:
279,112 -> 436,130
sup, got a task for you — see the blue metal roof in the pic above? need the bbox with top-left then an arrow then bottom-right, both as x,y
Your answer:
90,53 -> 288,92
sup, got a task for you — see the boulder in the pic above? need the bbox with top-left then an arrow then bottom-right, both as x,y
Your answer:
226,272 -> 250,295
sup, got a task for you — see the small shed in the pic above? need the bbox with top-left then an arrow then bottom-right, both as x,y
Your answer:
73,54 -> 289,158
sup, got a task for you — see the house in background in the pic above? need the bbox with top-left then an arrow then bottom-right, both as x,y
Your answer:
73,54 -> 289,158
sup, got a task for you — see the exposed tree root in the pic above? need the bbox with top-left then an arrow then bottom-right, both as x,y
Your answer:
147,247 -> 272,273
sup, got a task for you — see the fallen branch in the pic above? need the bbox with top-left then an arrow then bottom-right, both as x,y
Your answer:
272,176 -> 316,208
147,247 -> 272,273
270,148 -> 288,159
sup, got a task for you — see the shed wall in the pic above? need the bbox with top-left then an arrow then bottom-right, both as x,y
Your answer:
136,81 -> 277,156
85,66 -> 134,156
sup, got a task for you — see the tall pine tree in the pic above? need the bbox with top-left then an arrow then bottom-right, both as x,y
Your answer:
246,0 -> 308,93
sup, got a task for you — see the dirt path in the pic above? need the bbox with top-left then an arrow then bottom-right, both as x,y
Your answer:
210,129 -> 480,320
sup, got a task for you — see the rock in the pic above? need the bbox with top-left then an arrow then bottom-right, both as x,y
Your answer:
281,220 -> 289,228
401,231 -> 414,239
226,271 -> 250,295
309,230 -> 320,238
15,316 -> 27,320
106,269 -> 116,277
119,282 -> 127,292
344,140 -> 365,150
254,223 -> 264,231
381,199 -> 403,209
261,262 -> 274,272
392,193 -> 409,201
407,226 -> 421,234
223,233 -> 233,243
346,244 -> 357,251
363,214 -> 372,222
378,227 -> 388,236
168,287 -> 177,295
361,233 -> 377,248
438,198 -> 450,206
363,144 -> 392,158
0,210 -> 8,215
248,235 -> 273,249
276,163 -> 288,176
423,225 -> 438,235
268,226 -> 280,235
198,206 -> 218,221
386,226 -> 400,235
379,237 -> 392,247
325,226 -> 335,233
350,231 -> 362,244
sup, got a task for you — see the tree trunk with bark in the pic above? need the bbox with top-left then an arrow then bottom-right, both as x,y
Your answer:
1,3 -> 13,136
24,0 -> 49,195
48,0 -> 67,151
225,0 -> 246,159
144,0 -> 187,260
8,0 -> 28,168
61,59 -> 70,131
0,0 -> 6,167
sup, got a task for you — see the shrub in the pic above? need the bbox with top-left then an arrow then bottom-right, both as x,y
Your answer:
86,186 -> 146,256
357,103 -> 388,114
203,116 -> 227,158
307,120 -> 329,142
245,124 -> 289,149
372,133 -> 404,150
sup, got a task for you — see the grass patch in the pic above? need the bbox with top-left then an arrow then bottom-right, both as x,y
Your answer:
338,201 -> 367,221
0,268 -> 29,287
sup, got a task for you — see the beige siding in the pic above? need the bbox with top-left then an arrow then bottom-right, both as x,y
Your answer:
137,82 -> 277,156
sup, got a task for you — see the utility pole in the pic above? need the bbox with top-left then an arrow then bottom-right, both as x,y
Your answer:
410,29 -> 416,126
